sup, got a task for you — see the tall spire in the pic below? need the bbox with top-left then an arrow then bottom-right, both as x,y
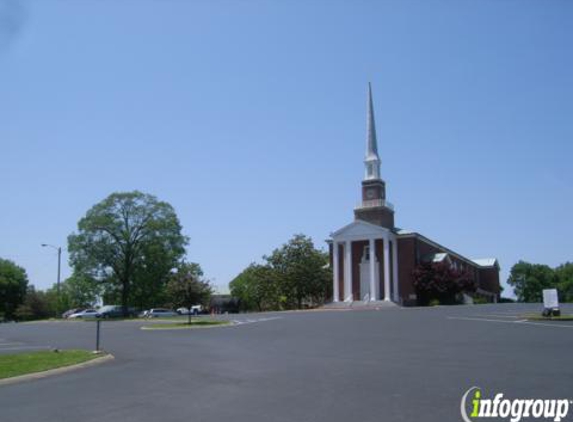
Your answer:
364,82 -> 381,180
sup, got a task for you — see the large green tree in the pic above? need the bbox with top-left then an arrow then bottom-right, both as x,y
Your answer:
130,240 -> 179,310
14,285 -> 54,321
68,191 -> 188,315
265,234 -> 331,309
555,262 -> 573,302
0,258 -> 29,320
229,235 -> 331,312
507,260 -> 557,303
230,263 -> 278,312
58,272 -> 101,310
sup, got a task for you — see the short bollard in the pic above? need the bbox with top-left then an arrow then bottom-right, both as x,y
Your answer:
95,319 -> 101,352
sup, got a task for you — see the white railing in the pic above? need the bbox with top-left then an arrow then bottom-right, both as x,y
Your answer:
355,199 -> 394,210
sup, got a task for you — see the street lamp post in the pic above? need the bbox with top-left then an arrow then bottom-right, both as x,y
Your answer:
42,243 -> 62,317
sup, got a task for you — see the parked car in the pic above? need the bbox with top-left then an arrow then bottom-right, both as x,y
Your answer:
68,309 -> 100,319
176,305 -> 203,315
97,305 -> 127,318
62,308 -> 84,319
145,308 -> 177,318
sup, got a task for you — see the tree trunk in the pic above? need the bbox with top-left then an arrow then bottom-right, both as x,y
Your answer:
121,277 -> 129,317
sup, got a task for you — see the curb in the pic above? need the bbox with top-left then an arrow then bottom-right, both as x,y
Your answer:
0,353 -> 115,387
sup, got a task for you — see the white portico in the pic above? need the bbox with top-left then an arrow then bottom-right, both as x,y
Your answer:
330,221 -> 399,303
329,83 -> 400,304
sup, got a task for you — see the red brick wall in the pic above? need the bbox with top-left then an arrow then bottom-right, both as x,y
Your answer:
397,237 -> 417,304
397,235 -> 500,305
354,207 -> 395,229
478,267 -> 501,296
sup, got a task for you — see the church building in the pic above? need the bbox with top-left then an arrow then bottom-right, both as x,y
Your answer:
328,85 -> 500,306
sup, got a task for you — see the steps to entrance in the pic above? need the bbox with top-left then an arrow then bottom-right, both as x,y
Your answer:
321,301 -> 399,310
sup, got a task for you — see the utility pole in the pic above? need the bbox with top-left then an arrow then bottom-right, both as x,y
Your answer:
42,243 -> 62,317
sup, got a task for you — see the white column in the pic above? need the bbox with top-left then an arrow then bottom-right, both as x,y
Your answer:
333,242 -> 339,302
392,238 -> 399,303
344,240 -> 352,302
369,237 -> 376,301
383,237 -> 391,301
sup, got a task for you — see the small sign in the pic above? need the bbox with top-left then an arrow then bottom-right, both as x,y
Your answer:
543,289 -> 559,309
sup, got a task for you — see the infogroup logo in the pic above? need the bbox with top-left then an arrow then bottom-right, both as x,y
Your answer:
461,387 -> 571,422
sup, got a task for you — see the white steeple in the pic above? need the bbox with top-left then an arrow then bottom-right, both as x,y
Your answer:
364,82 -> 381,181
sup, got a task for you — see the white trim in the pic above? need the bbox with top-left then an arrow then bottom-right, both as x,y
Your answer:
344,240 -> 353,302
333,242 -> 339,302
331,219 -> 393,241
383,238 -> 391,301
369,238 -> 377,301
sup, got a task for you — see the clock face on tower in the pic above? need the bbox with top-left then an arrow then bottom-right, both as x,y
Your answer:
366,189 -> 376,199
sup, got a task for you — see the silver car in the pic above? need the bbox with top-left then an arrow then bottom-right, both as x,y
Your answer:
145,308 -> 177,318
68,309 -> 99,319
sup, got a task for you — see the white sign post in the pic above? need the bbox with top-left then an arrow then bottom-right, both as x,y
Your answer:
543,288 -> 559,310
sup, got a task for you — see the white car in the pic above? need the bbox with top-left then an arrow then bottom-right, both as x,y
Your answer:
68,309 -> 100,319
177,305 -> 203,315
145,308 -> 177,318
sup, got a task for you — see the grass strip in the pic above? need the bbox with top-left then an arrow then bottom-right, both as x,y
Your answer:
0,350 -> 100,380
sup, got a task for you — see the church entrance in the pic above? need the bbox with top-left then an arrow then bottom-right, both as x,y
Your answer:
359,245 -> 379,301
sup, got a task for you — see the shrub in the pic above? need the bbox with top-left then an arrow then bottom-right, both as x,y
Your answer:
473,296 -> 489,305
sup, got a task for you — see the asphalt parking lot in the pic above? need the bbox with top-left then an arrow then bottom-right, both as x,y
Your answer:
0,304 -> 571,422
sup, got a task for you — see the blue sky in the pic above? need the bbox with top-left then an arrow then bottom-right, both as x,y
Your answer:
1,0 -> 571,297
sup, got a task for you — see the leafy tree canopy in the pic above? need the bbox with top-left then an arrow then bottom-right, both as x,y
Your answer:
265,234 -> 331,309
555,262 -> 573,302
507,260 -> 566,303
0,258 -> 29,320
15,285 -> 55,321
230,263 -> 277,312
58,272 -> 101,310
68,191 -> 188,315
230,234 -> 331,311
167,262 -> 212,322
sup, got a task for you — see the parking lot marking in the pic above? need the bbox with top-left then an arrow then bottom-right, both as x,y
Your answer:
231,316 -> 282,326
472,314 -> 521,319
448,316 -> 518,324
448,316 -> 573,329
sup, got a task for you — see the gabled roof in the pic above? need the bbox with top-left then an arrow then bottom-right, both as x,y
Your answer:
330,219 -> 392,240
397,230 -> 499,269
